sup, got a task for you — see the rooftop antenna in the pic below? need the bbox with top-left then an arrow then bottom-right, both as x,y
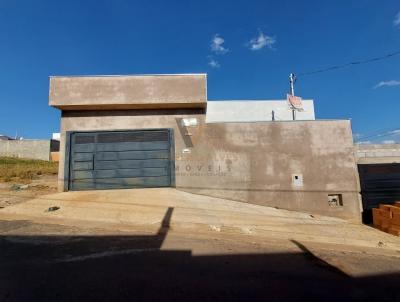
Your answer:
289,73 -> 297,120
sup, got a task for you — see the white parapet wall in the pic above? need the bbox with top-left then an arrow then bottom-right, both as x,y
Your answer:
206,100 -> 315,123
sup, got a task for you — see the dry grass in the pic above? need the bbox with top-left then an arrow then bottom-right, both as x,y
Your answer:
0,157 -> 58,182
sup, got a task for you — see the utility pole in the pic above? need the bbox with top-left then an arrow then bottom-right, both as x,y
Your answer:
289,73 -> 296,121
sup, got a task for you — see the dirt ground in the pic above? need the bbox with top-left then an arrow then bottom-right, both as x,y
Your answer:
0,174 -> 57,209
1,217 -> 400,302
1,176 -> 400,301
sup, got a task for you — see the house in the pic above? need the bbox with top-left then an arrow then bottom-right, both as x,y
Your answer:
49,74 -> 361,221
0,134 -> 14,140
355,143 -> 400,222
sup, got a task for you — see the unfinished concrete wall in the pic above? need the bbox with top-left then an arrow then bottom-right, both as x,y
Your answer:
49,74 -> 207,110
59,111 -> 361,221
178,120 -> 361,222
355,144 -> 400,164
0,140 -> 51,161
58,109 -> 205,191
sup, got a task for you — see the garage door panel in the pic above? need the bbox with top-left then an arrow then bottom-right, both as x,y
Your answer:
72,161 -> 93,171
95,159 -> 169,170
74,153 -> 94,161
95,141 -> 169,152
94,176 -> 170,187
70,179 -> 97,191
96,150 -> 169,161
71,176 -> 170,190
68,130 -> 172,191
97,131 -> 168,143
73,143 -> 96,153
73,167 -> 168,180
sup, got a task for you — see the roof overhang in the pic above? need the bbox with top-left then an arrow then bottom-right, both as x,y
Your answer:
49,74 -> 207,110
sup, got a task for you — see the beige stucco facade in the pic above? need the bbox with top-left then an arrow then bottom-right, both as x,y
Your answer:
51,74 -> 362,221
49,74 -> 207,110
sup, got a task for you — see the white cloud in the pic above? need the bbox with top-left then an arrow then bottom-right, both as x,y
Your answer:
210,34 -> 229,55
208,57 -> 220,68
373,80 -> 400,89
394,11 -> 400,27
382,140 -> 396,144
388,129 -> 400,135
248,31 -> 276,51
356,141 -> 371,145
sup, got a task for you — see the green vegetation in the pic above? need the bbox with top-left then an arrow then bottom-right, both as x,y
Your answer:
0,157 -> 58,182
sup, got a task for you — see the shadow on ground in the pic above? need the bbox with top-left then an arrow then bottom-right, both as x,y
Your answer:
1,207 -> 400,302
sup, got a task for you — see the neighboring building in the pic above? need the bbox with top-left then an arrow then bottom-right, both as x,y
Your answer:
52,133 -> 60,141
355,143 -> 400,222
0,134 -> 14,141
49,74 -> 361,221
355,143 -> 400,165
206,100 -> 315,123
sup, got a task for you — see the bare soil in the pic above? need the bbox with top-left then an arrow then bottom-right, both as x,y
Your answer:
0,174 -> 57,208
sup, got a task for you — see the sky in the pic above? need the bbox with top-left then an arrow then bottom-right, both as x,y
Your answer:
0,0 -> 399,142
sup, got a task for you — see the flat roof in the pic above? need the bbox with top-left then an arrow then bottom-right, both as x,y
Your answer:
49,74 -> 207,110
49,73 -> 207,78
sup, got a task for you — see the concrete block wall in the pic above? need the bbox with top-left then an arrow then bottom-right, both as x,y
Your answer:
0,140 -> 51,161
355,144 -> 400,164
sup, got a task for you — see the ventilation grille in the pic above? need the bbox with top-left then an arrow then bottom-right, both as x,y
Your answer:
97,131 -> 169,143
75,135 -> 95,144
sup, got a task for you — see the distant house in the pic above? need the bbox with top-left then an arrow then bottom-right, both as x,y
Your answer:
0,135 -> 14,141
52,133 -> 60,141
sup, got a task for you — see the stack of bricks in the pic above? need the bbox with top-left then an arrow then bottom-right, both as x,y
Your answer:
372,202 -> 400,236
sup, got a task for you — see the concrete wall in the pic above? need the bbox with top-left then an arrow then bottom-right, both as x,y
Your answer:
58,109 -> 205,191
206,100 -> 315,122
59,111 -> 361,221
176,120 -> 360,221
0,140 -> 51,161
49,74 -> 207,110
355,144 -> 400,164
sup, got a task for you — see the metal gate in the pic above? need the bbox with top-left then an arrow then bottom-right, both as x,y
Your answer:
358,163 -> 400,222
67,129 -> 174,191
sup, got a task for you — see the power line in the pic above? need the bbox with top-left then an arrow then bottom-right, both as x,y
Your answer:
297,50 -> 400,77
356,127 -> 400,142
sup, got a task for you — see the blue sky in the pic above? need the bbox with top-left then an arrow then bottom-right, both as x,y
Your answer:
0,0 -> 399,142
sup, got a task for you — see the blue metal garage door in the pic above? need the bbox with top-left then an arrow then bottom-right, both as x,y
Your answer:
68,130 -> 173,191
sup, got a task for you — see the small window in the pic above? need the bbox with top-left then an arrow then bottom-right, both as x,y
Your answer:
292,174 -> 303,187
328,194 -> 343,207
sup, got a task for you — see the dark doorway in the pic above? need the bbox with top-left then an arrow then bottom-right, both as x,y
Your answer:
358,163 -> 400,223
